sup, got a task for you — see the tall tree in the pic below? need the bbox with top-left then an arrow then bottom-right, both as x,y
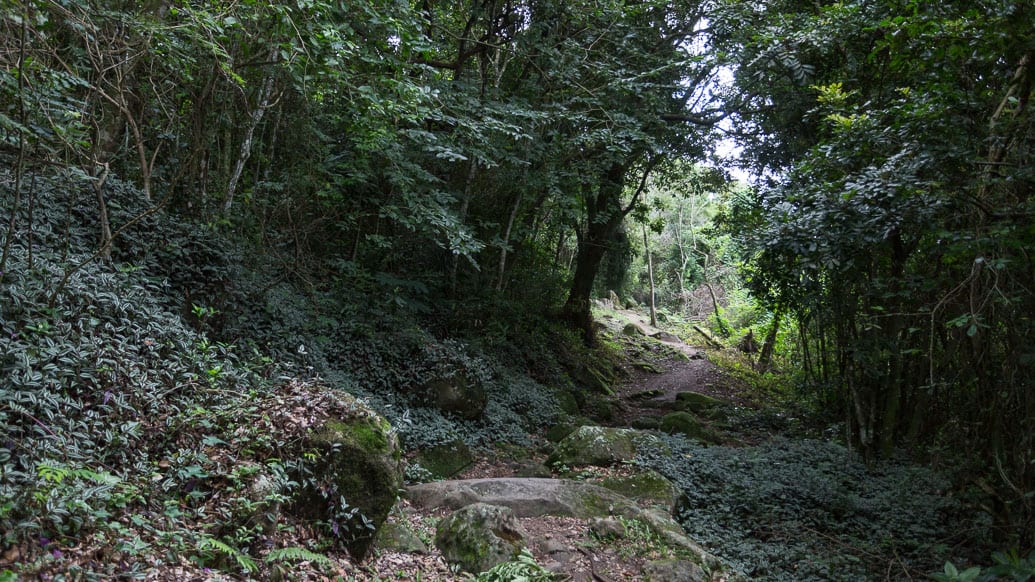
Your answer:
716,0 -> 1035,541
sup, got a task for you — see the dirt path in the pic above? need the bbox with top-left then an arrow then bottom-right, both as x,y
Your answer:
359,311 -> 750,581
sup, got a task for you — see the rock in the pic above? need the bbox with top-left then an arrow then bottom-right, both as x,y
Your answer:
598,469 -> 685,514
375,522 -> 428,554
630,416 -> 661,430
590,517 -> 626,539
548,425 -> 668,467
426,374 -> 487,420
631,361 -> 665,374
296,412 -> 404,560
571,363 -> 615,395
545,417 -> 595,443
414,439 -> 474,479
637,509 -> 743,579
435,503 -> 529,574
650,331 -> 682,343
642,558 -> 709,582
512,460 -> 552,478
660,411 -> 720,443
629,388 -> 664,400
407,478 -> 638,519
407,478 -> 745,581
609,290 -> 622,306
674,392 -> 725,414
554,389 -> 580,415
623,322 -> 647,336
584,398 -> 617,423
223,462 -> 284,536
540,538 -> 568,555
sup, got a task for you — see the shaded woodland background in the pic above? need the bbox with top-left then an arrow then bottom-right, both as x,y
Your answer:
2,0 -> 1034,576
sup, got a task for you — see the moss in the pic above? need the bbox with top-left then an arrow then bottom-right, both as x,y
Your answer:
554,389 -> 580,415
660,412 -> 720,443
318,417 -> 391,454
674,391 -> 725,414
300,414 -> 403,560
545,416 -> 595,443
415,439 -> 473,478
599,470 -> 679,508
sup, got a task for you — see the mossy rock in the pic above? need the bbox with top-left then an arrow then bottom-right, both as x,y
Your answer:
375,521 -> 428,554
630,416 -> 662,430
554,388 -> 580,415
585,398 -> 617,423
659,412 -> 721,444
426,374 -> 487,420
298,412 -> 404,560
571,363 -> 615,395
435,503 -> 529,574
545,416 -> 596,443
674,391 -> 726,414
623,322 -> 646,336
549,425 -> 669,467
642,558 -> 709,582
631,361 -> 665,374
598,469 -> 684,513
414,439 -> 474,479
650,331 -> 682,343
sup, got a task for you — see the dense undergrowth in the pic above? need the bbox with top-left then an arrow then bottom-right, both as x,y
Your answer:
0,168 -> 574,578
639,434 -> 973,581
2,167 -> 1025,580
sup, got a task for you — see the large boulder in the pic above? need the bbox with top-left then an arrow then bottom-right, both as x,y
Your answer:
549,425 -> 668,467
295,410 -> 404,560
642,559 -> 710,582
426,374 -> 487,420
435,502 -> 529,573
408,478 -> 639,519
660,411 -> 721,443
414,439 -> 474,479
375,522 -> 428,555
675,391 -> 726,414
407,478 -> 745,580
598,469 -> 685,514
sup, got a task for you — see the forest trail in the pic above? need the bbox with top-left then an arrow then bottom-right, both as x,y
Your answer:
600,308 -> 757,427
357,312 -> 750,581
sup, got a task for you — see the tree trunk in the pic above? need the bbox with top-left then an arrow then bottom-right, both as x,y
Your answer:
757,311 -> 781,373
563,220 -> 613,344
92,163 -> 112,261
224,52 -> 278,213
563,163 -> 629,344
642,221 -> 657,327
496,192 -> 522,291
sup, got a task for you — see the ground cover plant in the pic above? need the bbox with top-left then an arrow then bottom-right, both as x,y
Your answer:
638,432 -> 990,581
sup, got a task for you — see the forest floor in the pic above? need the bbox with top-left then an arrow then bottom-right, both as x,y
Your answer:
351,311 -> 759,581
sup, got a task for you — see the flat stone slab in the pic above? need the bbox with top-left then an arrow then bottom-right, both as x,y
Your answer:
406,477 -> 634,519
405,478 -> 745,581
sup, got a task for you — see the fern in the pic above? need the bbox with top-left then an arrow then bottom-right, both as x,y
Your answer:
197,536 -> 258,573
474,549 -> 560,582
265,546 -> 337,569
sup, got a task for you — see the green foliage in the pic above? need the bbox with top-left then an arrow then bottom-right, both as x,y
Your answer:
265,546 -> 337,570
473,549 -> 560,582
714,0 -> 1035,540
933,550 -> 1035,582
640,434 -> 978,581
